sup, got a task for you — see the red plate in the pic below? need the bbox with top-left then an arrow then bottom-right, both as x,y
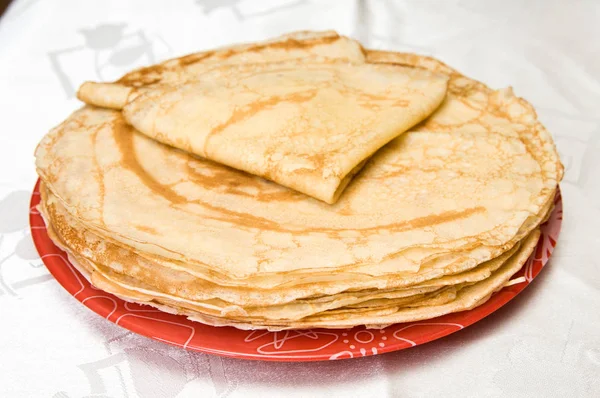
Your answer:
30,180 -> 562,361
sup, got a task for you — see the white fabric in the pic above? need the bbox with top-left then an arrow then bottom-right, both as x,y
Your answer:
0,0 -> 599,396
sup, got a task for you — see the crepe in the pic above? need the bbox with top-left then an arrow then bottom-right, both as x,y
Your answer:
188,230 -> 540,330
40,183 -> 528,321
43,189 -> 537,325
48,207 -> 539,329
78,30 -> 448,202
120,60 -> 449,203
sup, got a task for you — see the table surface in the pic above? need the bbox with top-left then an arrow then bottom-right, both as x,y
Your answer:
1,1 -> 598,397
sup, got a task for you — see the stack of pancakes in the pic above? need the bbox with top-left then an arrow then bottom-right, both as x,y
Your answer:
35,31 -> 563,330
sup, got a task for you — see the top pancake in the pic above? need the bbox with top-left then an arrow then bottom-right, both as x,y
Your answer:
121,60 -> 448,203
77,31 -> 448,203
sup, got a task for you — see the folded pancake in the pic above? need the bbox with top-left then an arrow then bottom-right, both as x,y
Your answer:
78,30 -> 449,202
121,60 -> 448,202
77,30 -> 367,110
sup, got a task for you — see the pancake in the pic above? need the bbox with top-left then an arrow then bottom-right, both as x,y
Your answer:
121,60 -> 449,203
45,204 -> 536,326
42,197 -> 456,320
46,171 -> 553,298
54,222 -> 539,329
186,230 -> 540,330
79,30 -> 448,203
40,183 -> 528,321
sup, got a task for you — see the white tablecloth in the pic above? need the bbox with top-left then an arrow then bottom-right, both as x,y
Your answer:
1,1 -> 598,397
